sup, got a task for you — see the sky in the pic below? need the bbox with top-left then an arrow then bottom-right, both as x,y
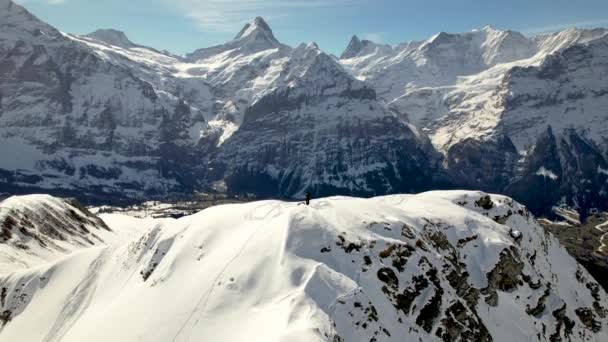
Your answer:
15,0 -> 608,56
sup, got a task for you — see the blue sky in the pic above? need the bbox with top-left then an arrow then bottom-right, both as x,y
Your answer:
16,0 -> 608,56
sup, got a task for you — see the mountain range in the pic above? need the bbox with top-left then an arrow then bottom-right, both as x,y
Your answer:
1,0 -> 607,216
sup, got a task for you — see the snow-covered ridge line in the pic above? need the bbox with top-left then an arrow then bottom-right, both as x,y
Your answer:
0,195 -> 110,272
0,191 -> 606,341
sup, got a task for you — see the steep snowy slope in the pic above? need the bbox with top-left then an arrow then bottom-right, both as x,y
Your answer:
341,26 -> 608,214
341,26 -> 607,134
209,42 -> 444,197
3,2 -> 435,201
0,191 -> 606,341
0,0 -> 209,199
63,11 -> 444,198
341,26 -> 537,100
432,34 -> 608,213
0,195 -> 111,272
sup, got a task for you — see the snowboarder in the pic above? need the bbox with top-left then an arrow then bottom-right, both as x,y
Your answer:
305,192 -> 311,205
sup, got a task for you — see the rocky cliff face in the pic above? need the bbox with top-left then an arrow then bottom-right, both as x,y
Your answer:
0,0 -> 208,201
0,194 -> 111,272
0,1 -> 444,203
342,24 -> 608,215
209,43 -> 444,197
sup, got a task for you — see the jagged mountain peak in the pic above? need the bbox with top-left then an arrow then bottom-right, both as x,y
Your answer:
0,0 -> 61,39
295,41 -> 320,52
340,35 -> 364,59
85,28 -> 135,48
308,41 -> 319,49
482,24 -> 498,32
234,16 -> 277,42
187,16 -> 283,62
340,34 -> 383,59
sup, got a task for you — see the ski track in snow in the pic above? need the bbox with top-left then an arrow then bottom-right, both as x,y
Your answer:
173,203 -> 283,342
42,247 -> 110,342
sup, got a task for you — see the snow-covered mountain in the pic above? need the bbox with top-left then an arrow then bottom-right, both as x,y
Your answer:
340,26 -> 608,215
0,194 -> 111,272
0,191 -> 607,341
0,0 -> 210,199
1,0 -> 607,215
207,41 -> 443,197
0,0 -> 442,201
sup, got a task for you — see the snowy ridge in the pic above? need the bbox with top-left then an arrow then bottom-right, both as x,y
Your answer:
0,195 -> 111,272
0,191 -> 607,341
340,24 -> 608,213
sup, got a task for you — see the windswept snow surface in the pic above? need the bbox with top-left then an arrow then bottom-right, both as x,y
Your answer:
1,191 -> 607,341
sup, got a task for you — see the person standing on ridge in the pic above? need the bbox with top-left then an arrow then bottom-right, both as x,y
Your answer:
305,192 -> 311,205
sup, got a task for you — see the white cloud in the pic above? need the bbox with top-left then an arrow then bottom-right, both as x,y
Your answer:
362,32 -> 383,43
166,0 -> 359,33
522,19 -> 608,35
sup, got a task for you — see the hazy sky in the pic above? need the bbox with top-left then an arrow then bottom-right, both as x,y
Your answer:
15,0 -> 608,56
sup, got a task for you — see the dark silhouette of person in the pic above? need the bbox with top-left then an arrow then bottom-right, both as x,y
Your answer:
305,192 -> 311,205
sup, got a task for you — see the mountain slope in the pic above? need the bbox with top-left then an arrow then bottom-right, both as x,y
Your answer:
3,2 -> 434,201
0,0 -> 209,200
0,195 -> 110,272
341,26 -> 608,214
0,191 -> 606,341
436,33 -> 608,213
209,42 -> 443,197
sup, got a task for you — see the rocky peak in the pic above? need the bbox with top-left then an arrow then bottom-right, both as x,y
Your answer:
480,26 -> 536,65
340,35 -> 380,59
85,29 -> 135,48
0,0 -> 61,39
234,16 -> 279,45
340,35 -> 362,59
187,16 -> 282,61
482,25 -> 498,33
